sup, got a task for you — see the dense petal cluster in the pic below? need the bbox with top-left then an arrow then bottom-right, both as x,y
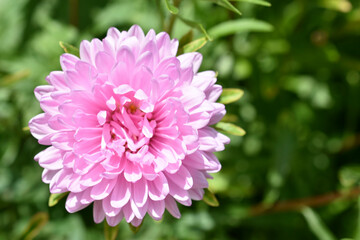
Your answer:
29,25 -> 229,226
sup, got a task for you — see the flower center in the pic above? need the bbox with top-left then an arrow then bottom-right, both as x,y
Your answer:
97,95 -> 156,160
128,103 -> 138,114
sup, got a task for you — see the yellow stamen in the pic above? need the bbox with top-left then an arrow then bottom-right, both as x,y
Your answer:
129,104 -> 137,114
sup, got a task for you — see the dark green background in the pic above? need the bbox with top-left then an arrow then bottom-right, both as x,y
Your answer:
1,0 -> 360,239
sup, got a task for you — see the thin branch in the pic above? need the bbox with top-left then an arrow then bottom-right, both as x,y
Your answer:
249,186 -> 360,217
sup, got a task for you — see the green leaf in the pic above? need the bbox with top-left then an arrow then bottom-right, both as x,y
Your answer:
19,212 -> 48,240
229,0 -> 271,7
104,221 -> 119,240
22,126 -> 30,132
128,221 -> 143,234
219,88 -> 244,104
215,122 -> 246,136
301,207 -> 337,240
203,188 -> 220,207
59,41 -> 80,56
220,113 -> 239,123
48,192 -> 69,207
164,0 -> 179,14
178,16 -> 213,41
339,165 -> 360,188
178,30 -> 194,50
319,0 -> 352,13
0,70 -> 30,87
208,19 -> 273,39
214,0 -> 242,15
183,37 -> 208,53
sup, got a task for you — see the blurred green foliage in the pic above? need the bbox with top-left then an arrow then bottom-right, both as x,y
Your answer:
1,0 -> 360,239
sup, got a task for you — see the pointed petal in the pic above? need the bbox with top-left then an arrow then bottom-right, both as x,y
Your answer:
93,200 -> 105,223
165,196 -> 181,219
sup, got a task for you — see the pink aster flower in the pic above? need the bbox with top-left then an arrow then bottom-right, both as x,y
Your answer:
29,25 -> 229,227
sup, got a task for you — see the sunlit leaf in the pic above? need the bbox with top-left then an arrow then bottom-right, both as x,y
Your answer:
128,221 -> 143,234
0,70 -> 30,87
301,207 -> 337,240
339,165 -> 360,188
209,19 -> 273,39
219,88 -> 244,104
19,212 -> 48,240
230,0 -> 271,7
178,16 -> 212,41
59,41 -> 80,56
203,188 -> 220,207
48,192 -> 69,207
164,0 -> 179,14
183,37 -> 208,53
213,0 -> 242,15
104,221 -> 119,240
319,0 -> 352,13
215,122 -> 246,136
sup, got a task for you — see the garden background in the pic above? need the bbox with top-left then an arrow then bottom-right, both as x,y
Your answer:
1,0 -> 360,239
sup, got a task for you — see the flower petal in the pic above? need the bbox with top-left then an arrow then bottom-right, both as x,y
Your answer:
93,200 -> 105,223
66,192 -> 90,213
90,178 -> 117,200
132,177 -> 148,207
165,196 -> 181,219
110,175 -> 131,208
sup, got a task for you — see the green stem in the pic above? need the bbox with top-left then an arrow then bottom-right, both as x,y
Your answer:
104,221 -> 119,240
165,0 -> 181,36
